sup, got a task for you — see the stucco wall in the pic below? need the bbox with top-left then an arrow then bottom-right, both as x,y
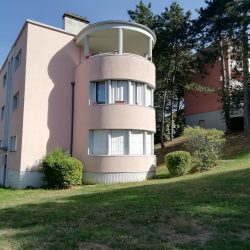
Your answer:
20,23 -> 79,171
74,54 -> 156,176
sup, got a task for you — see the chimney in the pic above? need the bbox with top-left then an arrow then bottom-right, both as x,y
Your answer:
63,12 -> 89,35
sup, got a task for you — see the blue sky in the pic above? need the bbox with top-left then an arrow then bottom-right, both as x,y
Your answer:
0,0 -> 206,65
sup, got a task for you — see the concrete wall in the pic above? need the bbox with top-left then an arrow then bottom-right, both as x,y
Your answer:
185,110 -> 227,131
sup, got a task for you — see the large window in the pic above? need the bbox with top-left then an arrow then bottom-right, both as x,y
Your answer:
91,130 -> 108,155
110,130 -> 127,155
89,129 -> 153,156
110,80 -> 128,104
130,130 -> 144,155
90,80 -> 153,107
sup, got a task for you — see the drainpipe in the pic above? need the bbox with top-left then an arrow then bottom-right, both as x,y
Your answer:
70,82 -> 75,156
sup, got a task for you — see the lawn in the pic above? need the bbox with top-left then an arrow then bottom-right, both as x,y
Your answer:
0,137 -> 250,249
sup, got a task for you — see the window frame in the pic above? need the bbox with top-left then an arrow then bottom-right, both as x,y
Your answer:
3,73 -> 7,88
12,92 -> 19,111
1,105 -> 5,121
15,50 -> 21,71
89,129 -> 154,156
10,136 -> 17,152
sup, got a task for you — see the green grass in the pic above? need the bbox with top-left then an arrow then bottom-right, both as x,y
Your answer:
0,153 -> 250,249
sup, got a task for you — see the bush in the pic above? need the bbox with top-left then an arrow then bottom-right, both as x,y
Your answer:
184,126 -> 225,171
41,148 -> 83,189
165,151 -> 191,177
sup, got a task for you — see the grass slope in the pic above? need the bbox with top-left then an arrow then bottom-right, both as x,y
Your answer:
0,152 -> 250,249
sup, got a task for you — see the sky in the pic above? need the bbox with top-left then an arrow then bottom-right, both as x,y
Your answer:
0,0 -> 206,65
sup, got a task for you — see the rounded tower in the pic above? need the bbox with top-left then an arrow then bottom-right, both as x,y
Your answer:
73,21 -> 156,184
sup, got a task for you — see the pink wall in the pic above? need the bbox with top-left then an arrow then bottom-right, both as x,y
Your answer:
20,23 -> 79,171
74,54 -> 156,174
8,26 -> 28,171
185,59 -> 223,116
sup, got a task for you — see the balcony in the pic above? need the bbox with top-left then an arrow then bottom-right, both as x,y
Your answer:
76,20 -> 156,62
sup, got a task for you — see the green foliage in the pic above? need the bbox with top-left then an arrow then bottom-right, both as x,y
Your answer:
184,126 -> 225,171
127,0 -> 155,28
165,151 -> 191,176
41,148 -> 83,189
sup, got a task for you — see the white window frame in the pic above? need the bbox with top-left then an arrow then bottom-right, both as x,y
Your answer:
109,80 -> 128,104
89,129 -> 154,156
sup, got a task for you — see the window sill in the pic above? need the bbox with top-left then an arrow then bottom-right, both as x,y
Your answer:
90,103 -> 154,109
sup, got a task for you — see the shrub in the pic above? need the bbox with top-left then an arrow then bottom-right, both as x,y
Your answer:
165,151 -> 191,177
184,126 -> 225,171
41,148 -> 83,189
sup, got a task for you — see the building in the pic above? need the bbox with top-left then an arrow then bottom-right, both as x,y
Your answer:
185,52 -> 243,131
0,13 -> 156,188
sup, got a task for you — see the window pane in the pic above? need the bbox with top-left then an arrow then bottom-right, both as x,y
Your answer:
117,81 -> 128,103
146,132 -> 152,155
130,130 -> 143,155
110,80 -> 117,104
146,86 -> 152,107
93,130 -> 107,155
136,83 -> 143,105
111,130 -> 127,155
96,83 -> 105,104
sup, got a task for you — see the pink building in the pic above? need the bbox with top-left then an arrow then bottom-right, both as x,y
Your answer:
0,13 -> 156,188
185,54 -> 243,131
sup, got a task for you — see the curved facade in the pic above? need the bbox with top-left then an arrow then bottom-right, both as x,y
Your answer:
73,21 -> 156,183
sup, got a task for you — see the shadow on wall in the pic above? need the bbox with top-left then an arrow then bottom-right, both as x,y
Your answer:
47,40 -> 79,154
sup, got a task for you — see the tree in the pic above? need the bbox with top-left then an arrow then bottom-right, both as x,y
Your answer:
127,0 -> 155,28
154,2 -> 195,146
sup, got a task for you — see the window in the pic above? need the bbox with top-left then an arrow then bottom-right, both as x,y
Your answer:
12,92 -> 19,111
145,132 -> 153,155
135,82 -> 144,106
110,80 -> 128,103
145,86 -> 153,107
3,73 -> 7,88
198,120 -> 205,128
10,136 -> 17,152
89,129 -> 153,156
15,50 -> 21,71
1,106 -> 5,121
130,130 -> 144,155
92,130 -> 108,155
96,82 -> 106,104
110,130 -> 127,155
90,80 -> 154,107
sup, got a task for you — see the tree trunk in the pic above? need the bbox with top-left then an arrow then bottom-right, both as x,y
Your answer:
219,40 -> 231,131
169,75 -> 175,141
160,90 -> 167,148
242,12 -> 250,137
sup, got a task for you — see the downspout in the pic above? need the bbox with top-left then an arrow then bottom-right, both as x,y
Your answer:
70,82 -> 75,156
